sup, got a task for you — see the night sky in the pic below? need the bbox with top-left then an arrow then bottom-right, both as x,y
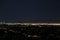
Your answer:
0,0 -> 60,22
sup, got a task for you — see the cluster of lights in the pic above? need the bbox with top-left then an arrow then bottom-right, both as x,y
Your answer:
0,22 -> 60,25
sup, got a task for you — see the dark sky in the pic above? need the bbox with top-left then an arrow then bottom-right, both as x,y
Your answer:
0,0 -> 60,22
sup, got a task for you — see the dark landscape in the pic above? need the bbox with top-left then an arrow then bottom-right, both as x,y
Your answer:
0,23 -> 60,40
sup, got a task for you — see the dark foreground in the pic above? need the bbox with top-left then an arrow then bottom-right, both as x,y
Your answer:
0,24 -> 60,40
